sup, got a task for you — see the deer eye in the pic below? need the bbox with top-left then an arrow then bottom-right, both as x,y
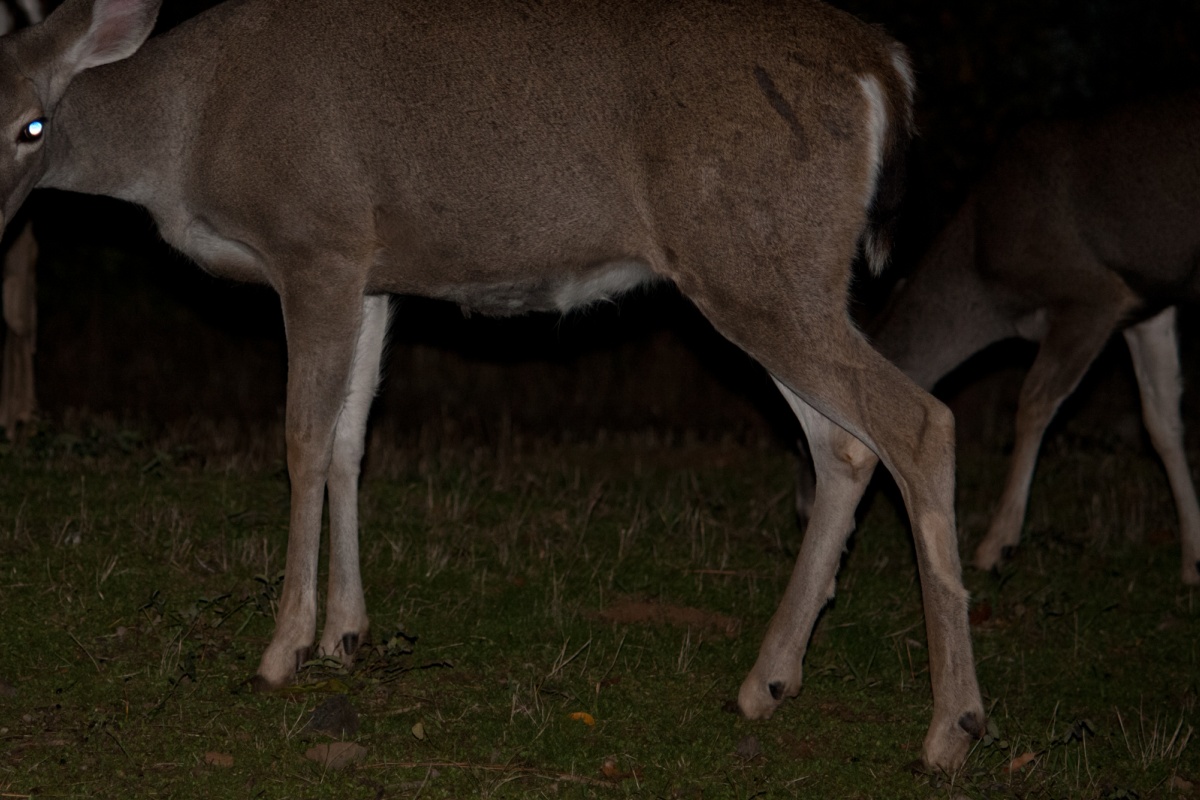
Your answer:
18,118 -> 45,144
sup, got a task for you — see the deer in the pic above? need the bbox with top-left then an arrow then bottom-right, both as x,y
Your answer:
798,93 -> 1200,585
0,0 -> 984,768
0,0 -> 44,434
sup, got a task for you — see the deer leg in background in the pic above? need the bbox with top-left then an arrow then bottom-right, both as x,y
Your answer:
974,306 -> 1128,572
1122,306 -> 1200,585
254,271 -> 372,690
319,294 -> 393,661
741,379 -> 877,715
13,0 -> 45,25
1,220 -> 37,435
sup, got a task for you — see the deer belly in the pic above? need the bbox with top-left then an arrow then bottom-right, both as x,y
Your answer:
426,259 -> 658,317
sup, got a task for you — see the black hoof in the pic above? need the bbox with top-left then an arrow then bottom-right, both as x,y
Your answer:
958,711 -> 984,739
294,646 -> 313,673
342,632 -> 360,657
248,674 -> 275,694
1000,545 -> 1016,561
906,758 -> 931,776
768,681 -> 785,701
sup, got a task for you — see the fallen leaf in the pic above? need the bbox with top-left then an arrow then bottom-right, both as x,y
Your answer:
411,721 -> 426,740
569,711 -> 595,726
204,751 -> 234,768
305,741 -> 367,770
595,597 -> 740,638
1170,775 -> 1194,791
1004,752 -> 1037,772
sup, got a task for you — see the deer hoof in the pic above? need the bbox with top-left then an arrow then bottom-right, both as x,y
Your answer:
318,625 -> 369,664
294,646 -> 313,673
252,644 -> 311,691
736,672 -> 799,720
1184,560 -> 1200,586
973,538 -> 1014,572
248,653 -> 305,693
958,711 -> 984,739
922,707 -> 983,773
248,674 -> 276,693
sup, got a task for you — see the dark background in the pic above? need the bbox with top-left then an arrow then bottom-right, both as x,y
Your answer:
9,0 -> 1200,451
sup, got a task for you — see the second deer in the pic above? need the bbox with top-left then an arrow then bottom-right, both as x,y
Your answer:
862,93 -> 1200,584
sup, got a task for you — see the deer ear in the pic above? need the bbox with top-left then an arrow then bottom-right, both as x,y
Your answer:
21,0 -> 160,102
65,0 -> 160,72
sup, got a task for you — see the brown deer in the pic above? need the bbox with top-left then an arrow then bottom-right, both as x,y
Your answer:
803,94 -> 1200,585
0,0 -> 983,767
0,0 -> 43,434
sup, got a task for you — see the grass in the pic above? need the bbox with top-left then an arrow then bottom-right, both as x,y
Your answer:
0,418 -> 1197,798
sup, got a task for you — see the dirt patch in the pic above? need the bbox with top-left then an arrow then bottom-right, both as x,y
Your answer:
594,596 -> 741,638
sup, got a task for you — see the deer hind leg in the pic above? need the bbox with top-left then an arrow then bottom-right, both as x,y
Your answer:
1123,306 -> 1200,585
254,275 -> 373,690
740,382 -> 877,716
687,285 -> 982,770
974,309 -> 1121,572
319,294 -> 392,661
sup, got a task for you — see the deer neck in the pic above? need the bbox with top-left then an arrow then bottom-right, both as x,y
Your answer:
39,44 -> 184,211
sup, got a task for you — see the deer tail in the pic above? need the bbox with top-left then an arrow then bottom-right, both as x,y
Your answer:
860,42 -> 915,275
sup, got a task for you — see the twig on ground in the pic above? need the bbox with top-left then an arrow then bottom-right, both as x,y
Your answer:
68,632 -> 101,674
363,760 -> 619,788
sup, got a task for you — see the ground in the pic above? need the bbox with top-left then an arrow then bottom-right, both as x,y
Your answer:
0,421 -> 1196,798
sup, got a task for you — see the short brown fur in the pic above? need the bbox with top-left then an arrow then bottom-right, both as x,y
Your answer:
0,0 -> 981,768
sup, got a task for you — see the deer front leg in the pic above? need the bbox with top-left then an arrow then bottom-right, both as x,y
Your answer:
974,311 -> 1119,572
740,383 -> 877,717
254,281 -> 369,690
319,294 -> 392,661
1123,306 -> 1200,585
1,220 -> 37,434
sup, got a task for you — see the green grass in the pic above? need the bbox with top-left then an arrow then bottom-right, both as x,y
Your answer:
1,421 -> 1197,798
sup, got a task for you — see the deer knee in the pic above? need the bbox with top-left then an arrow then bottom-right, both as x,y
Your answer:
837,435 -> 878,481
814,428 -> 878,483
329,439 -> 365,481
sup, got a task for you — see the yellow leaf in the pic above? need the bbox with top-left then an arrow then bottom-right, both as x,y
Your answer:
1004,752 -> 1037,772
569,711 -> 595,726
411,721 -> 426,740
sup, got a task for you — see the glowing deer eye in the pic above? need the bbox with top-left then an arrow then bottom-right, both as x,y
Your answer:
18,118 -> 45,144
